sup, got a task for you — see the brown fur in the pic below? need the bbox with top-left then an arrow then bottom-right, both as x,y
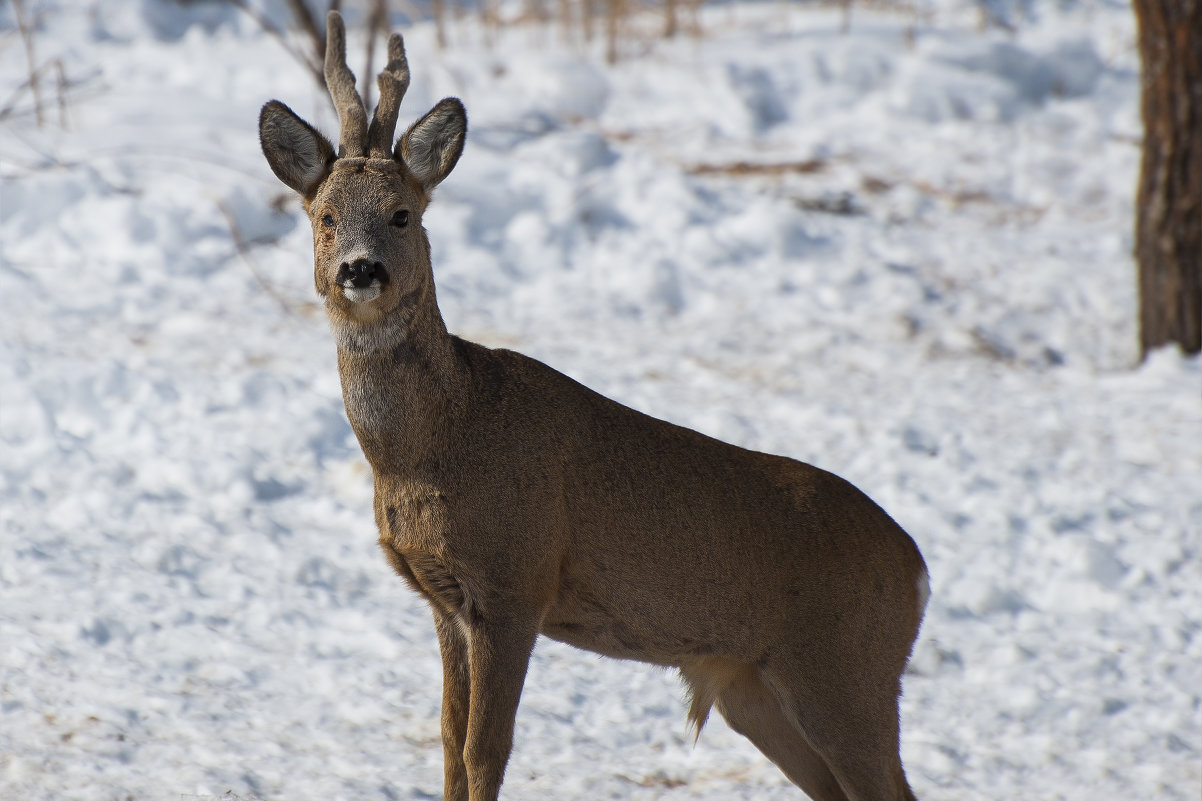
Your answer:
259,12 -> 928,801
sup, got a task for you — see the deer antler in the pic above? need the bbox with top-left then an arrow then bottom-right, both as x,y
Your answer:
367,33 -> 411,158
324,10 -> 368,158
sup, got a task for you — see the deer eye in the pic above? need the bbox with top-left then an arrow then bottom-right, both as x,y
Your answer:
321,213 -> 335,228
391,210 -> 409,228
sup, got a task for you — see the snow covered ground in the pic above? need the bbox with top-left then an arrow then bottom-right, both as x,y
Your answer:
1,1 -> 1199,799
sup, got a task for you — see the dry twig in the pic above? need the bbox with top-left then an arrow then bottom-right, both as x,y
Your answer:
216,198 -> 313,318
222,0 -> 334,90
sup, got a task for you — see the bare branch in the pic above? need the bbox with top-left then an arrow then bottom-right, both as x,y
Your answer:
224,0 -> 324,88
362,0 -> 389,114
217,198 -> 314,319
281,0 -> 328,68
53,58 -> 68,128
432,0 -> 447,49
12,0 -> 44,127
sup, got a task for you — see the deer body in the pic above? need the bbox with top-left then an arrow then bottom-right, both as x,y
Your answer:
260,13 -> 927,801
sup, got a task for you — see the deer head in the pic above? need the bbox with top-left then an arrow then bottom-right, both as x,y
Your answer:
258,11 -> 465,349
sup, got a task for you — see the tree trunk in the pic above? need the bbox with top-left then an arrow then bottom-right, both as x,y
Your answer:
1133,0 -> 1202,359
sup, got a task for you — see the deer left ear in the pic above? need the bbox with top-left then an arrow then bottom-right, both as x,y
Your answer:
397,97 -> 467,193
260,100 -> 336,197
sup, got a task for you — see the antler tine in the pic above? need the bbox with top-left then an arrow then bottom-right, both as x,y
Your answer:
324,10 -> 368,158
367,33 -> 411,158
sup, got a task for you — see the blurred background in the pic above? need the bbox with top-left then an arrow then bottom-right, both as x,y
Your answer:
1,1 -> 1199,799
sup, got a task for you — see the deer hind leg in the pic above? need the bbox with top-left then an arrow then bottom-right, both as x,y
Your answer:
762,663 -> 917,801
708,664 -> 851,801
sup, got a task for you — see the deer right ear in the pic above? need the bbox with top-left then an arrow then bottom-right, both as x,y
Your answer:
259,100 -> 336,197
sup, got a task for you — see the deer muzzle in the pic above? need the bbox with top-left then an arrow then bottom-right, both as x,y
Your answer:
336,259 -> 390,303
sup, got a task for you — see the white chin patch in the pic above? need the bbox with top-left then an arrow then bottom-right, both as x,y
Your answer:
342,284 -> 382,304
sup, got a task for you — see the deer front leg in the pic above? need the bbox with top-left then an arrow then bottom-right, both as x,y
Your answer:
463,613 -> 539,801
434,610 -> 470,801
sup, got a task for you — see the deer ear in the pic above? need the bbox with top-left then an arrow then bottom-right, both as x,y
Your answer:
397,97 -> 466,192
259,100 -> 336,197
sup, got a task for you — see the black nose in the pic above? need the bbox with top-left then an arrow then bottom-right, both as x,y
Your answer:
339,259 -> 387,288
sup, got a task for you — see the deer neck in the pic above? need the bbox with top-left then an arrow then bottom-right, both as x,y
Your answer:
331,288 -> 467,474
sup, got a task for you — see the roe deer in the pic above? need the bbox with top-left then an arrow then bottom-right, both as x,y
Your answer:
259,11 -> 929,801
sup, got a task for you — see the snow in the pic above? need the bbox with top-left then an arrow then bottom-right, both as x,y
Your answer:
1,1 -> 1199,800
